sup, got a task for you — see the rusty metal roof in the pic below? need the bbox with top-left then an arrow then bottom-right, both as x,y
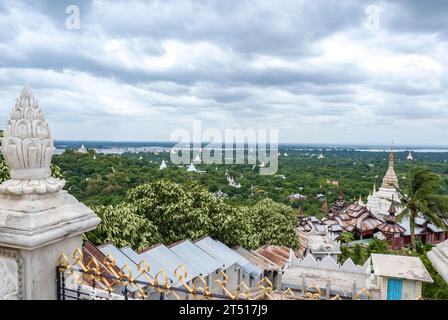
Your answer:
82,241 -> 122,290
254,245 -> 297,268
233,247 -> 279,271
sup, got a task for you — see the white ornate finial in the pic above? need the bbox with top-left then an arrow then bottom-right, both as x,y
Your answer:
0,86 -> 65,195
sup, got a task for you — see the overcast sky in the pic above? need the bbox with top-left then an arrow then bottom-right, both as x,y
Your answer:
0,0 -> 447,145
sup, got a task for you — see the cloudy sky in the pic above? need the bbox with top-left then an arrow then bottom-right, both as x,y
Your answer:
0,0 -> 447,145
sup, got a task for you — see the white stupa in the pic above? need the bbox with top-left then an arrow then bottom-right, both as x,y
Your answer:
407,151 -> 414,160
78,144 -> 88,154
318,151 -> 325,159
357,195 -> 364,206
186,163 -> 197,172
93,154 -> 96,160
227,175 -> 241,188
159,159 -> 167,170
366,147 -> 402,217
193,153 -> 201,163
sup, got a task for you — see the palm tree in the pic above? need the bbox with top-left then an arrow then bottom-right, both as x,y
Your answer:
396,167 -> 448,251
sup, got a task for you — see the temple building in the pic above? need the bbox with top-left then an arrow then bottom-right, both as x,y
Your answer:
407,151 -> 414,160
330,192 -> 348,214
376,198 -> 406,249
366,148 -> 402,217
322,204 -> 384,239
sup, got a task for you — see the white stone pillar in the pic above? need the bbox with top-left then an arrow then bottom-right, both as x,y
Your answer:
0,86 -> 100,300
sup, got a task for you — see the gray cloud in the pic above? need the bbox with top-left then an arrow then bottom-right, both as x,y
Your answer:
0,0 -> 446,144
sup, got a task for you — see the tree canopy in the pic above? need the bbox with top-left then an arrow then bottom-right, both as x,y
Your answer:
397,167 -> 448,251
86,179 -> 300,250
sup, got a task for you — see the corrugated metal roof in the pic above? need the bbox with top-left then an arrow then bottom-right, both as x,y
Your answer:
233,247 -> 279,271
428,223 -> 445,233
137,244 -> 202,282
119,246 -> 169,282
255,245 -> 294,268
195,237 -> 263,277
97,244 -> 149,291
169,239 -> 223,275
400,217 -> 425,236
82,242 -> 122,290
415,217 -> 427,226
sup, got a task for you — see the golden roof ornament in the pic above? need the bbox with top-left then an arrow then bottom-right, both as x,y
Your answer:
0,86 -> 65,195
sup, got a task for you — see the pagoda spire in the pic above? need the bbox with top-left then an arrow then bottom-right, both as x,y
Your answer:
381,144 -> 399,189
388,196 -> 396,216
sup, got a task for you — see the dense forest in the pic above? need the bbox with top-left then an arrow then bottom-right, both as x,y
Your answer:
53,148 -> 448,219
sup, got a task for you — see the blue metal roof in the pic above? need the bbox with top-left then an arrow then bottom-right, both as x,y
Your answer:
195,237 -> 263,277
169,240 -> 223,275
139,244 -> 202,283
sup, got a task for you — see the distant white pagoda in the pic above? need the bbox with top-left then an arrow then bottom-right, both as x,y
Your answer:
78,144 -> 88,154
93,154 -> 96,160
366,147 -> 402,217
159,159 -> 167,170
186,163 -> 197,172
357,195 -> 364,206
193,153 -> 202,163
407,151 -> 414,160
227,175 -> 241,188
318,151 -> 325,159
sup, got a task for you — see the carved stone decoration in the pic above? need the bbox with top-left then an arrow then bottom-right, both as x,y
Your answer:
0,247 -> 24,300
0,86 -> 65,195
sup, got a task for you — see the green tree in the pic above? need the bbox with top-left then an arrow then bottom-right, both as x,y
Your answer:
126,180 -> 227,244
367,238 -> 389,254
340,232 -> 354,244
250,198 -> 300,249
397,167 -> 448,251
214,206 -> 260,249
86,204 -> 161,250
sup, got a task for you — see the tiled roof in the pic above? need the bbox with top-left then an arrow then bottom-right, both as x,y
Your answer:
325,204 -> 383,234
